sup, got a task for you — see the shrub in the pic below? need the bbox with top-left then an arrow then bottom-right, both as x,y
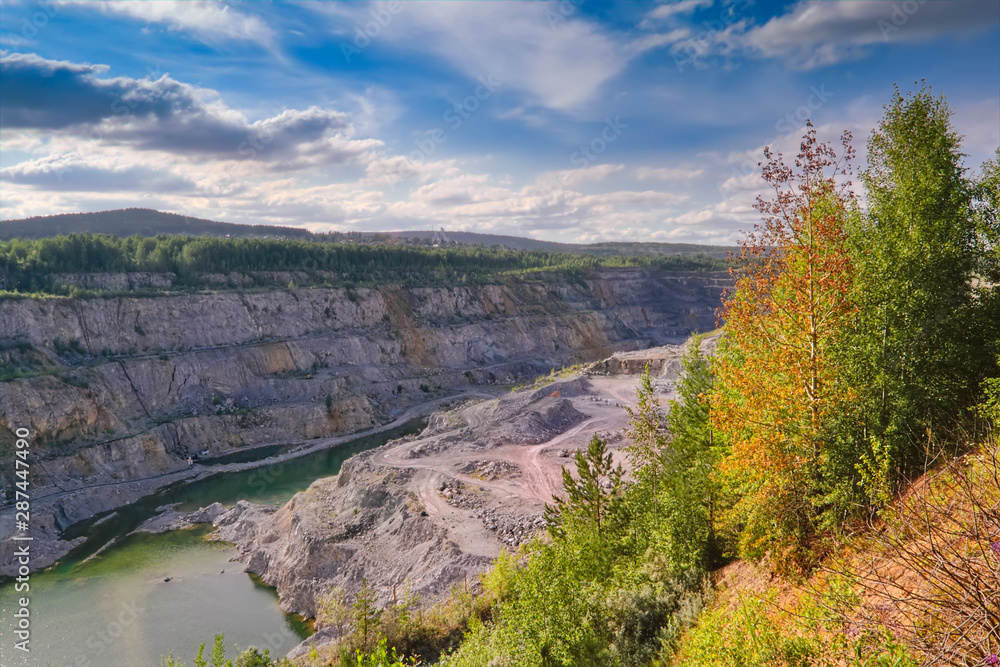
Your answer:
160,635 -> 293,667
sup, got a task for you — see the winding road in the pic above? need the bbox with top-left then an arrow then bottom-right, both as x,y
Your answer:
375,375 -> 642,519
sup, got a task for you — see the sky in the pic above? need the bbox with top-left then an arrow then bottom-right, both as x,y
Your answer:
1,0 -> 997,244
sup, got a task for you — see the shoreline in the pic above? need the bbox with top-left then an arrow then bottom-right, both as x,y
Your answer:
0,389 -> 496,579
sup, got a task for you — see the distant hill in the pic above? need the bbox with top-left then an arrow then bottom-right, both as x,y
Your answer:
0,208 -> 314,241
386,230 -> 734,259
0,209 -> 735,258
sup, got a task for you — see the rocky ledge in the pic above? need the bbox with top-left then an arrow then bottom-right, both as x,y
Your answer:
1,270 -> 728,577
210,340 -> 710,658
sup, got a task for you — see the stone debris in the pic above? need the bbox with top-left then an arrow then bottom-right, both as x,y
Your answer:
473,507 -> 545,547
458,459 -> 521,481
132,502 -> 228,534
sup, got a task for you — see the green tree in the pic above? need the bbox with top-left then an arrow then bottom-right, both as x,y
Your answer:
353,637 -> 416,667
972,149 -> 1000,376
544,434 -> 625,546
354,578 -> 383,654
209,634 -> 231,667
317,584 -> 353,638
843,82 -> 986,476
624,368 -> 669,529
661,341 -> 724,570
712,122 -> 857,569
624,344 -> 724,572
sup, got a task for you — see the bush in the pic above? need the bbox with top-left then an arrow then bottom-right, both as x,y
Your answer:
161,635 -> 293,667
674,592 -> 817,667
352,637 -> 417,667
234,647 -> 277,667
311,576 -> 483,666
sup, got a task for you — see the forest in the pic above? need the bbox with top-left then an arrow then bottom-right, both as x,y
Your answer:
162,83 -> 997,667
0,208 -> 316,241
0,234 -> 726,296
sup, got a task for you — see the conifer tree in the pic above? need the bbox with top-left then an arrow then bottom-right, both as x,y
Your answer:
544,434 -> 625,543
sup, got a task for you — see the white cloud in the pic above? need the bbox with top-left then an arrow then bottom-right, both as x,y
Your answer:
626,28 -> 692,56
1,152 -> 193,192
953,96 -> 1000,169
646,0 -> 713,22
636,166 -> 705,181
537,163 -> 625,188
573,190 -> 688,208
315,1 -> 628,112
1,53 -> 378,168
741,0 -> 999,69
58,1 -> 276,50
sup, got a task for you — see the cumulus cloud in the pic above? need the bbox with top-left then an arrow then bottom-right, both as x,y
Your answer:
537,163 -> 625,189
0,153 -> 194,192
315,1 -> 628,112
574,190 -> 688,208
0,53 -> 379,166
355,163 -> 697,240
411,174 -> 502,206
643,0 -> 996,71
2,53 -> 148,129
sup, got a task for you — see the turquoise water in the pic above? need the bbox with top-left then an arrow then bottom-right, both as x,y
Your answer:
0,526 -> 309,667
0,420 -> 423,666
59,421 -> 422,568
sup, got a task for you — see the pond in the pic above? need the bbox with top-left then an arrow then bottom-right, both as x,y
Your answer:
0,420 -> 423,666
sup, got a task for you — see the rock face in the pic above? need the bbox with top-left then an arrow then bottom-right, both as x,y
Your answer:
213,459 -> 489,620
133,501 -> 227,534
0,269 -> 728,576
50,272 -> 177,290
210,383 -> 578,621
211,345 -> 708,659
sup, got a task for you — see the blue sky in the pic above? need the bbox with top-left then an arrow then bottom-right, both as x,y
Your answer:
1,0 -> 997,243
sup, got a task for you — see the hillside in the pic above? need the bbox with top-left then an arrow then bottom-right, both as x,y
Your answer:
0,233 -> 728,296
0,268 -> 731,576
0,208 -> 314,240
0,209 -> 735,259
386,230 -> 734,258
672,444 -> 1000,666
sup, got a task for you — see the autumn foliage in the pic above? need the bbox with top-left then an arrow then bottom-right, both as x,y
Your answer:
712,122 -> 858,569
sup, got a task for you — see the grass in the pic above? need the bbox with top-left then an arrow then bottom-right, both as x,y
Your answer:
670,438 -> 1000,667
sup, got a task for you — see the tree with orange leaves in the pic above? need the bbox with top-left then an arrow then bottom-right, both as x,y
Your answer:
711,121 -> 857,570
